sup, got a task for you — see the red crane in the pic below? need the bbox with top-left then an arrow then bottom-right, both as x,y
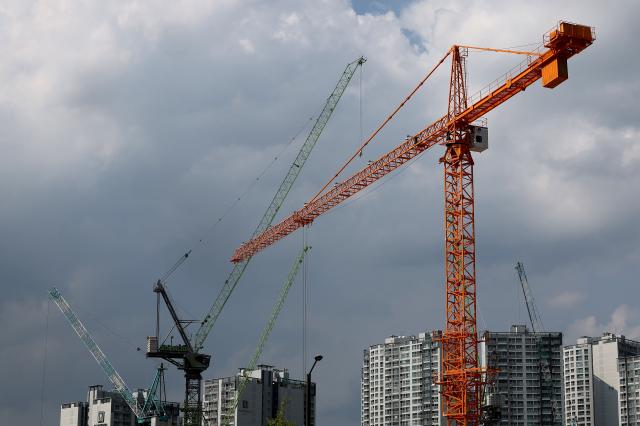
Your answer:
231,22 -> 594,424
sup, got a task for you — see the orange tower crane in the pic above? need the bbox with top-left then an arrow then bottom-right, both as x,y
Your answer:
231,22 -> 594,425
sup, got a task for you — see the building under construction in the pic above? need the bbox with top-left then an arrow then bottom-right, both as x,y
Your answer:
481,325 -> 563,425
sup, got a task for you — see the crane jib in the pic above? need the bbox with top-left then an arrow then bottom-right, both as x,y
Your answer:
49,287 -> 167,421
192,56 -> 366,351
230,22 -> 595,263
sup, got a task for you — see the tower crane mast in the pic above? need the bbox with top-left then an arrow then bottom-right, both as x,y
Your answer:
230,22 -> 595,425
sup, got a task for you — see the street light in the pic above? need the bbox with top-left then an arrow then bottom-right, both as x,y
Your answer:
306,355 -> 323,426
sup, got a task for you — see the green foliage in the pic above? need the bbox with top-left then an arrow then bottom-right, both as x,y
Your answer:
267,400 -> 294,426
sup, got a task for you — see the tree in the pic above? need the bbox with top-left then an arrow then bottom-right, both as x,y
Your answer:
267,399 -> 294,426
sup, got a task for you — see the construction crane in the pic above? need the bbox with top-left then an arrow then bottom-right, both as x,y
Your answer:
220,246 -> 309,426
515,261 -> 561,425
147,281 -> 210,426
48,287 -> 168,424
515,262 -> 544,335
193,55 -> 366,354
141,363 -> 169,423
147,56 -> 365,426
230,22 -> 595,425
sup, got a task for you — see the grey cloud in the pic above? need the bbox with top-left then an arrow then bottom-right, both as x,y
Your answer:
1,1 -> 639,425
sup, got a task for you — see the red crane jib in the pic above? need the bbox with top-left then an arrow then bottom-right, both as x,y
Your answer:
231,22 -> 594,264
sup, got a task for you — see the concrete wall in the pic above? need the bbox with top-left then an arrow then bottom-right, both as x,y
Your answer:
592,339 -> 622,425
60,402 -> 88,426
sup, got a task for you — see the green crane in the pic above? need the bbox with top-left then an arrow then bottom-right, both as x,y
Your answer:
193,56 -> 366,352
49,287 -> 168,424
149,56 -> 365,426
220,246 -> 309,426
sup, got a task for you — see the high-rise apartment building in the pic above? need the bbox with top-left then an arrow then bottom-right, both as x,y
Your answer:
202,365 -> 310,426
59,384 -> 179,426
361,331 -> 443,426
563,337 -> 594,424
481,325 -> 563,425
618,355 -> 640,425
563,332 -> 640,425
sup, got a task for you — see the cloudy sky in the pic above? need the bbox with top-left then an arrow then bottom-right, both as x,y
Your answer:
1,0 -> 639,424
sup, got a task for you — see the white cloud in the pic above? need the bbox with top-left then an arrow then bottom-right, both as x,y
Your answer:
567,305 -> 640,343
115,0 -> 223,41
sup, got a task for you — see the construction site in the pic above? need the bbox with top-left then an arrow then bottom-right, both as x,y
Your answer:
2,2 -> 639,426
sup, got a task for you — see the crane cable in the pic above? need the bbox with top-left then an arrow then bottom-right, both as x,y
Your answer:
156,115 -> 315,284
309,49 -> 452,203
302,226 -> 308,376
39,299 -> 50,426
359,63 -> 364,155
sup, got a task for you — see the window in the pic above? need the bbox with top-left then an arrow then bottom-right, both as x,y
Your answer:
98,411 -> 105,422
242,400 -> 249,409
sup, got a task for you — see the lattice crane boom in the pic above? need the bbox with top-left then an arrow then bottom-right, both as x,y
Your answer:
193,56 -> 365,352
49,287 -> 167,423
514,261 -> 561,424
515,261 -> 544,333
49,287 -> 141,415
231,23 -> 595,264
221,246 -> 308,426
141,365 -> 168,422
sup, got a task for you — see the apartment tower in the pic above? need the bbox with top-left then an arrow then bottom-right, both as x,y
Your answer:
564,333 -> 640,425
481,325 -> 563,425
361,331 -> 443,426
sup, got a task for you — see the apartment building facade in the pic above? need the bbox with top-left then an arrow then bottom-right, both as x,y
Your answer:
481,325 -> 563,425
564,332 -> 640,425
618,354 -> 640,425
361,331 -> 443,426
202,365 -> 310,426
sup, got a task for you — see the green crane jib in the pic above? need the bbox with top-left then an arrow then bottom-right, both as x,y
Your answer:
141,364 -> 169,422
48,287 -> 167,424
193,56 -> 366,352
515,262 -> 561,425
221,246 -> 309,426
147,56 -> 363,426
